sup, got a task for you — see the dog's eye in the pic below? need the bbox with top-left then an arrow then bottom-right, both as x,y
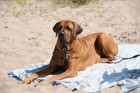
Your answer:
59,26 -> 62,31
66,27 -> 71,31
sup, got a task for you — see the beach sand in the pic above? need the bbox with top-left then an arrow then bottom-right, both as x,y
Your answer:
0,0 -> 140,93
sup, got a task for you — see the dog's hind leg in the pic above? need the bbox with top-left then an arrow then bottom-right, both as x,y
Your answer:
96,54 -> 115,63
95,33 -> 117,63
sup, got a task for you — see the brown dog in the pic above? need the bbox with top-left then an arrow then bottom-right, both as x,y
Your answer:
21,20 -> 118,86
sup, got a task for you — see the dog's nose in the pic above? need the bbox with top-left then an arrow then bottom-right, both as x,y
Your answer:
59,31 -> 65,36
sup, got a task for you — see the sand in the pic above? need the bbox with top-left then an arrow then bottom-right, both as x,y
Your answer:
0,0 -> 140,93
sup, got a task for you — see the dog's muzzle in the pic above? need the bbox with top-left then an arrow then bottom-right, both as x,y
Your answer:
59,32 -> 69,48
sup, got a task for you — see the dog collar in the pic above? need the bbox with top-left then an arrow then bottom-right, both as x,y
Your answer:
64,49 -> 73,65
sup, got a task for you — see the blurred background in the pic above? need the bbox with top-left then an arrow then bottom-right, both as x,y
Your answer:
0,0 -> 140,67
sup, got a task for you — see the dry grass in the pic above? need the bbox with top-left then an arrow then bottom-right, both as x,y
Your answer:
53,0 -> 92,7
16,0 -> 26,5
15,0 -> 99,7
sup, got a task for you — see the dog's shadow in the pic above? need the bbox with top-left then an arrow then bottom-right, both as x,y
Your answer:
101,68 -> 140,84
25,64 -> 66,76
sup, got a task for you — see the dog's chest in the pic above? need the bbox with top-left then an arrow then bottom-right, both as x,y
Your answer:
53,49 -> 67,66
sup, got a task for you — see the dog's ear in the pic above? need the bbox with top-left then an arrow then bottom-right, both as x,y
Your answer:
53,22 -> 60,37
73,22 -> 83,39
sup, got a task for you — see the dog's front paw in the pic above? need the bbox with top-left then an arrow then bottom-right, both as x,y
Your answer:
20,79 -> 31,84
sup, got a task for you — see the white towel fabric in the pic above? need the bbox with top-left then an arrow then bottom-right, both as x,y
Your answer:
8,44 -> 140,93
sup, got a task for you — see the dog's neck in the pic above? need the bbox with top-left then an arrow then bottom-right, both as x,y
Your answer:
56,38 -> 78,51
56,38 -> 79,65
63,38 -> 79,65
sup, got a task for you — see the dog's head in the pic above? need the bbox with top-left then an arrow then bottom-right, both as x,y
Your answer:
53,20 -> 83,47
